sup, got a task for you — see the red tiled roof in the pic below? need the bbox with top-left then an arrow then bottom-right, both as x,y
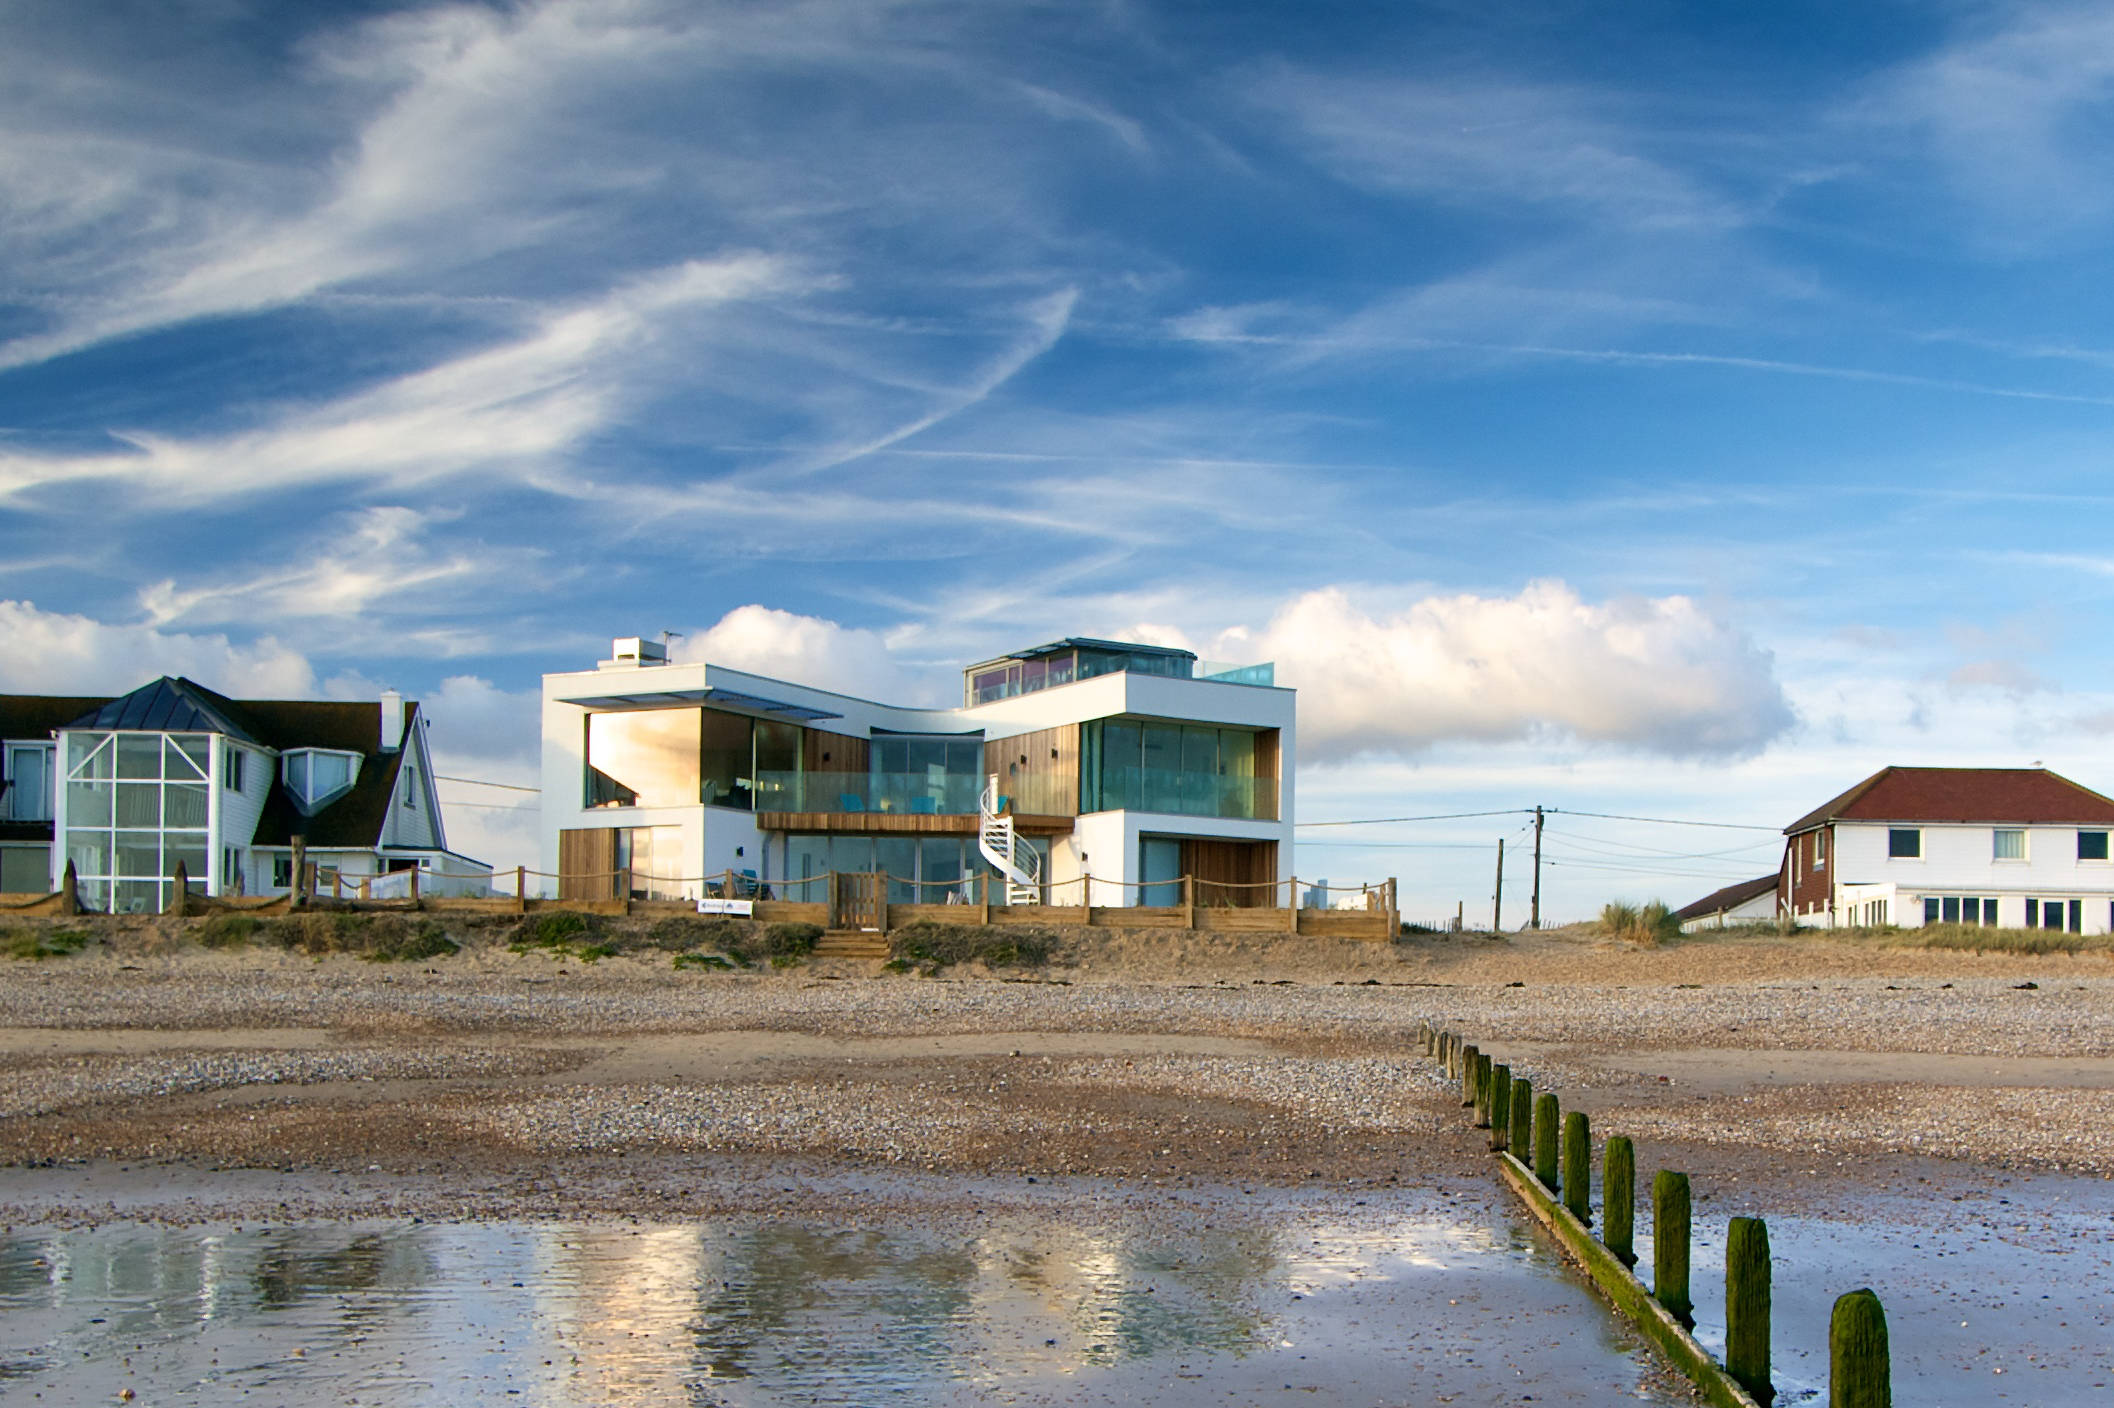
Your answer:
1785,767 -> 2114,833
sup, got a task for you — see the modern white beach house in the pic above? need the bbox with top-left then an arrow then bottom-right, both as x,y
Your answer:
0,677 -> 487,911
538,636 -> 1306,918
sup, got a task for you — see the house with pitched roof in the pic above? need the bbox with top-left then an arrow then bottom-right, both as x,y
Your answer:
1673,873 -> 1780,932
1780,766 -> 2114,932
0,677 -> 487,911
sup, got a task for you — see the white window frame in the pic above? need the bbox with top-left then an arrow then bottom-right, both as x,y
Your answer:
282,748 -> 362,813
1992,828 -> 2027,862
4,742 -> 55,823
2080,829 -> 2111,864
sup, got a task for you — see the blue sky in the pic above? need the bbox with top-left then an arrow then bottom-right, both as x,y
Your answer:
7,0 -> 2114,917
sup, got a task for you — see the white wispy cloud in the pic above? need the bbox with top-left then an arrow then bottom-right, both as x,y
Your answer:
0,255 -> 798,504
1856,3 -> 2114,245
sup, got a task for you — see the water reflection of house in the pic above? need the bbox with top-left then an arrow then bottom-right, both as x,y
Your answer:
540,636 -> 1296,906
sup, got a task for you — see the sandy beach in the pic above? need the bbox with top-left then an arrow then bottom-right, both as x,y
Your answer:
1,919 -> 2109,1223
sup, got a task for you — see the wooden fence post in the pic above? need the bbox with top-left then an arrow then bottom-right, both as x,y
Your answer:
290,836 -> 308,908
169,860 -> 189,917
1828,1288 -> 1890,1408
1603,1135 -> 1636,1268
1082,872 -> 1092,919
1562,1111 -> 1592,1225
1487,1064 -> 1511,1150
1653,1170 -> 1694,1327
409,865 -> 421,907
516,864 -> 528,913
1183,873 -> 1195,930
60,859 -> 81,916
1726,1215 -> 1772,1405
979,871 -> 991,924
1510,1076 -> 1533,1157
1533,1092 -> 1560,1192
1461,1044 -> 1480,1108
332,869 -> 342,900
1288,876 -> 1300,932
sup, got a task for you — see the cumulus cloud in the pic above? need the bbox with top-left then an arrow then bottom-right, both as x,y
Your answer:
672,605 -> 925,703
418,673 -> 543,870
1242,582 -> 1793,761
0,600 -> 317,696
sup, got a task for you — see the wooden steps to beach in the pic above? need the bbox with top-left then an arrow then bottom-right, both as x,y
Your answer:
813,930 -> 892,960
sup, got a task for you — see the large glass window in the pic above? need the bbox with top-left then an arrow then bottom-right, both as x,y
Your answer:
698,710 -> 754,809
868,734 -> 983,813
1082,719 -> 1274,819
585,708 -> 702,809
60,731 -> 212,913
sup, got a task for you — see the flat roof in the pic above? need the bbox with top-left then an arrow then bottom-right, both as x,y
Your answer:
966,637 -> 1199,670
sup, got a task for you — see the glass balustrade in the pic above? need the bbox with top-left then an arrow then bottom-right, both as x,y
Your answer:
1093,767 -> 1277,820
754,772 -> 986,816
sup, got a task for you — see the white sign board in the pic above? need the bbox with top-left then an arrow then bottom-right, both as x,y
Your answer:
697,897 -> 755,917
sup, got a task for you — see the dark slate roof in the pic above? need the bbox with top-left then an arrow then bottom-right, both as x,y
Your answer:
1784,766 -> 2114,833
66,677 -> 262,743
1,681 -> 419,851
1672,874 -> 1780,923
244,699 -> 417,848
0,695 -> 106,745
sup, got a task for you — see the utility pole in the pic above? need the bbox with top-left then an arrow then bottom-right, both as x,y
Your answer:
1493,838 -> 1504,933
1530,805 -> 1544,929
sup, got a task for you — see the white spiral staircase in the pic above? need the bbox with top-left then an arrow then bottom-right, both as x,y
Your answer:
977,774 -> 1042,905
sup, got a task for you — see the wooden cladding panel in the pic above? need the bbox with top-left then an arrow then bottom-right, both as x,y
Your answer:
803,728 -> 869,775
985,724 -> 1079,816
1183,838 -> 1279,908
558,827 -> 617,902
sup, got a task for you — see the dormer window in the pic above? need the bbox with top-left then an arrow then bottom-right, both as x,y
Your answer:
283,749 -> 360,813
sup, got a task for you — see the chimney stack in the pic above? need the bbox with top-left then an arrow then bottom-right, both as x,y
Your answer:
380,688 -> 404,752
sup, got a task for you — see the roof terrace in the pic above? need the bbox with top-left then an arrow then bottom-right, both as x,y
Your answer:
962,637 -> 1274,707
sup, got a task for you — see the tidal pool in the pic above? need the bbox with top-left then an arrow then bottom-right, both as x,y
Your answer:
0,1187 -> 1693,1406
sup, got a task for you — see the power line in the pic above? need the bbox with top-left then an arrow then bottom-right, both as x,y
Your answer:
444,800 -> 538,811
1546,808 -> 1781,832
1296,808 -> 1529,828
436,774 -> 538,793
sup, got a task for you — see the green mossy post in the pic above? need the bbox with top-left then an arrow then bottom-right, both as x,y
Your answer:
170,860 -> 190,918
1726,1215 -> 1773,1405
1461,1044 -> 1480,1107
1487,1064 -> 1511,1149
1510,1076 -> 1533,1158
1562,1110 -> 1592,1224
1603,1135 -> 1636,1268
60,859 -> 81,915
1653,1170 -> 1694,1327
1533,1092 -> 1560,1191
1829,1288 -> 1890,1408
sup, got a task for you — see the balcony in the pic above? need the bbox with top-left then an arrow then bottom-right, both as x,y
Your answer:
1093,767 -> 1278,821
754,771 -> 1076,835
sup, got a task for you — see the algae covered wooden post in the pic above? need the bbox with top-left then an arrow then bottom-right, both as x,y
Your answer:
1461,1044 -> 1480,1108
1603,1135 -> 1636,1268
1533,1092 -> 1560,1191
1653,1169 -> 1694,1327
1726,1215 -> 1773,1405
1561,1110 -> 1591,1224
1829,1288 -> 1890,1408
1509,1077 -> 1533,1165
1486,1064 -> 1511,1149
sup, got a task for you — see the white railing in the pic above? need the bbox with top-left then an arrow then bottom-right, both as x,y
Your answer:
976,773 -> 1042,905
